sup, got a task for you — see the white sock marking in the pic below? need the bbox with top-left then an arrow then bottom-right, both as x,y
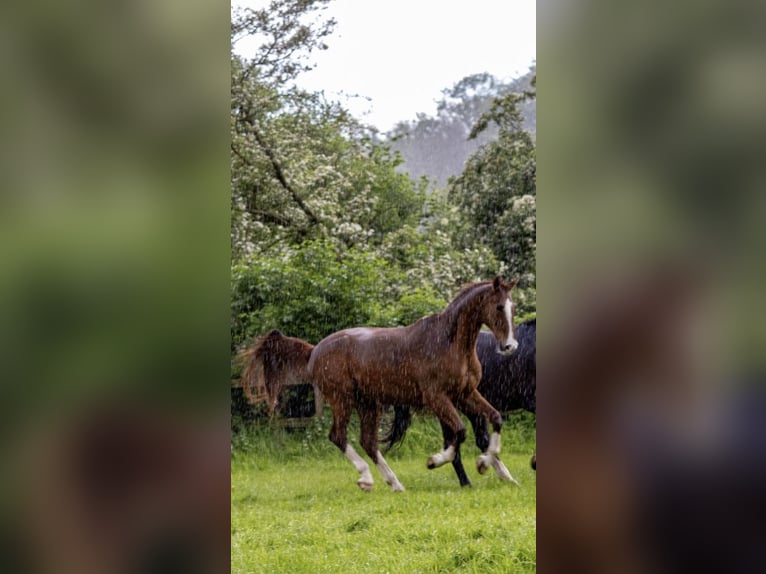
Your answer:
478,433 -> 520,485
489,432 -> 502,455
429,445 -> 456,468
375,451 -> 404,492
492,458 -> 520,485
345,444 -> 373,487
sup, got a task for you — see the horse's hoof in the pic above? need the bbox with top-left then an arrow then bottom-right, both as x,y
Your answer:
391,482 -> 405,492
460,480 -> 473,488
357,480 -> 374,492
476,456 -> 490,475
426,457 -> 437,469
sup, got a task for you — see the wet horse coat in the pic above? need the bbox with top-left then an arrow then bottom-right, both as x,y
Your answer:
240,277 -> 520,491
385,319 -> 536,486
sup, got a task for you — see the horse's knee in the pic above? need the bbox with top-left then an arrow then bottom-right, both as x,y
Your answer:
455,425 -> 467,445
476,431 -> 490,453
488,410 -> 503,432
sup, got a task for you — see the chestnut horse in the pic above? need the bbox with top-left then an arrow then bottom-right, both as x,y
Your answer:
239,277 -> 519,492
385,319 -> 536,486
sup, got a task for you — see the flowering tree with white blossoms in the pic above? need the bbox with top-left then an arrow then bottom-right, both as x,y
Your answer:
230,1 -> 534,359
447,85 -> 537,317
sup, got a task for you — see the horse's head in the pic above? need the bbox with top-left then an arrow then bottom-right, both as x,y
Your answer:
483,276 -> 519,354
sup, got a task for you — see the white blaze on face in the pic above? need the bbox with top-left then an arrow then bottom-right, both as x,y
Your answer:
504,299 -> 518,351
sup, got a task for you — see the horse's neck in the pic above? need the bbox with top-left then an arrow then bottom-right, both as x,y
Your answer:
409,284 -> 489,352
446,294 -> 485,354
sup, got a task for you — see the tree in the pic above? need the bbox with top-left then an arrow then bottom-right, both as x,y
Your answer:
447,82 -> 537,315
388,68 -> 535,189
231,2 -> 425,259
229,2 -> 521,369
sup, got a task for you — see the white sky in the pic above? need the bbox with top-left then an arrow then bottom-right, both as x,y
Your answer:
233,0 -> 536,132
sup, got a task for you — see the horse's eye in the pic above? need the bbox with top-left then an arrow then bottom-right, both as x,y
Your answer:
496,305 -> 504,312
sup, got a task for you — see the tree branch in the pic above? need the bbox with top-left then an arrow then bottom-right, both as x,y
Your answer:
231,138 -> 321,232
243,129 -> 321,229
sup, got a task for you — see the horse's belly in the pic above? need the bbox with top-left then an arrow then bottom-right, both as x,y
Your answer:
354,368 -> 422,405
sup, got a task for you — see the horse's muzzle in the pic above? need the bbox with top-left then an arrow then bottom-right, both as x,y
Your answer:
501,341 -> 518,354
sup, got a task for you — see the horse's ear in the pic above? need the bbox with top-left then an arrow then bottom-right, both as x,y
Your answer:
508,276 -> 519,289
493,276 -> 502,291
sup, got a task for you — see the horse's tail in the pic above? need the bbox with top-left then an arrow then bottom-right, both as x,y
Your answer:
381,405 -> 413,452
238,329 -> 314,415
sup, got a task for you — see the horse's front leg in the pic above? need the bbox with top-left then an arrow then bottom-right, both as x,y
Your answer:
460,390 -> 520,486
471,411 -> 490,454
424,393 -> 465,471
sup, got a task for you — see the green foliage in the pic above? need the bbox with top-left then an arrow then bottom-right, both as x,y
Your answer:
375,285 -> 446,327
448,87 -> 537,293
378,212 -> 502,296
230,232 -> 501,361
231,0 -> 335,84
231,240 -> 395,350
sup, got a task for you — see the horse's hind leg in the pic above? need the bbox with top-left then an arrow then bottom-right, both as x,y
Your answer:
460,390 -> 520,486
358,403 -> 404,492
328,399 -> 374,491
441,419 -> 472,487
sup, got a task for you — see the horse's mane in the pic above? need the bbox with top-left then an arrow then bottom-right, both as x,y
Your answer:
441,281 -> 494,342
409,281 -> 495,345
451,280 -> 493,304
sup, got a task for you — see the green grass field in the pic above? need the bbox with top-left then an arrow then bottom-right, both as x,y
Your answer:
231,412 -> 536,573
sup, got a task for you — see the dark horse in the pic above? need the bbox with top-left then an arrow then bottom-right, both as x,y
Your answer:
239,277 -> 520,492
384,319 -> 536,487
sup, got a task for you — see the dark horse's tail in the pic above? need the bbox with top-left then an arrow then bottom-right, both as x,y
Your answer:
381,406 -> 413,452
238,329 -> 314,415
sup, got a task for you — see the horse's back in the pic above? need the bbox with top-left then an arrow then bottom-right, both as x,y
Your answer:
309,326 -> 410,389
310,327 -> 410,362
308,324 -> 456,405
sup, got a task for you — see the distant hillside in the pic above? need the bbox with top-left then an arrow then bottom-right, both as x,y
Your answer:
386,67 -> 535,189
